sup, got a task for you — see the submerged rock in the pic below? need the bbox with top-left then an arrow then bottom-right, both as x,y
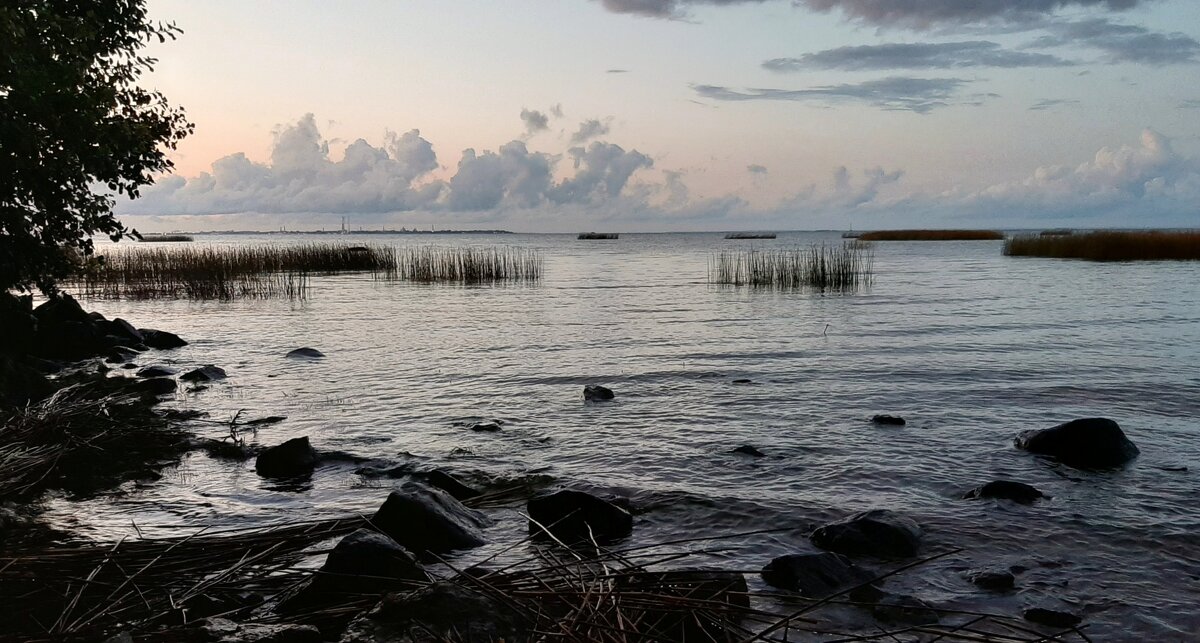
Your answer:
132,377 -> 177,397
370,484 -> 488,556
1015,418 -> 1139,469
340,581 -> 526,643
811,509 -> 922,558
104,347 -> 139,364
180,364 -> 227,382
963,480 -> 1046,504
872,414 -> 906,426
136,365 -> 177,378
424,469 -> 481,501
286,347 -> 324,359
255,436 -> 318,478
139,328 -> 188,350
469,421 -> 502,432
1024,606 -> 1082,628
527,489 -> 633,543
732,444 -> 766,457
967,569 -> 1016,591
761,552 -> 874,597
583,384 -> 615,401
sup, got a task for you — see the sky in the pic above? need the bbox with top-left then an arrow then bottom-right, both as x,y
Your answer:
119,0 -> 1200,232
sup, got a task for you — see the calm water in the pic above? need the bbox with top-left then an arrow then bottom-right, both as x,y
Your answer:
48,232 -> 1200,638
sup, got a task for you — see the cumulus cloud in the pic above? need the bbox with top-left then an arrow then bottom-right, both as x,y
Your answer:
549,142 -> 654,204
570,118 -> 611,144
764,41 -> 1074,71
747,164 -> 769,174
694,76 -> 979,113
1027,19 -> 1200,64
520,108 -> 551,136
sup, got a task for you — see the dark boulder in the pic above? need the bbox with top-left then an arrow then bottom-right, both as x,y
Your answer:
967,569 -> 1015,591
370,484 -> 487,555
105,347 -> 139,364
1015,418 -> 1139,469
255,436 -> 318,478
32,294 -> 92,327
310,530 -> 427,596
107,318 -> 143,344
0,356 -> 52,407
136,365 -> 178,378
583,384 -> 614,401
963,480 -> 1046,504
286,347 -> 324,359
872,414 -> 906,426
811,509 -> 922,558
139,329 -> 188,350
0,293 -> 36,355
527,489 -> 633,543
1024,607 -> 1082,628
424,469 -> 481,501
732,444 -> 765,457
469,421 -> 502,432
181,364 -> 226,382
132,377 -> 177,397
340,581 -> 526,643
761,552 -> 875,597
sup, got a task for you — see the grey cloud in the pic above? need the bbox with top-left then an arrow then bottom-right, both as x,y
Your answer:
693,76 -> 977,113
549,142 -> 654,204
597,0 -> 769,19
1027,19 -> 1200,64
764,41 -> 1074,71
550,103 -> 564,118
607,68 -> 630,73
1028,98 -> 1080,110
446,142 -> 554,211
832,166 -> 904,206
570,118 -> 611,144
797,0 -> 1146,29
520,108 -> 551,136
747,164 -> 769,174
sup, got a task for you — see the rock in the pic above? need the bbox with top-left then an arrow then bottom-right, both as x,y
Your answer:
286,530 -> 428,609
181,364 -> 227,382
286,347 -> 324,359
732,444 -> 765,457
967,569 -> 1015,591
136,365 -> 178,378
340,581 -> 526,643
873,593 -> 940,625
370,484 -> 488,555
964,480 -> 1046,504
1015,418 -> 1139,469
107,318 -> 144,344
104,347 -> 139,364
731,378 -> 752,384
133,377 -> 177,396
583,384 -> 615,401
469,421 -> 502,432
0,355 -> 52,407
527,489 -> 633,543
139,328 -> 188,349
255,436 -> 318,478
810,509 -> 922,558
424,469 -> 481,501
0,293 -> 36,355
1024,607 -> 1082,628
872,414 -> 906,426
761,552 -> 875,597
616,569 -> 749,640
32,294 -> 92,327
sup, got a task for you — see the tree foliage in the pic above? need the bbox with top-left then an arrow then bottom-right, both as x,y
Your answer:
0,0 -> 192,294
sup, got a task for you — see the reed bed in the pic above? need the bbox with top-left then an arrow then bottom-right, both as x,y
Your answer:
724,232 -> 777,239
1039,228 -> 1074,237
379,246 -> 543,284
1004,230 -> 1200,261
578,232 -> 619,240
858,229 -> 1004,241
137,234 -> 194,242
709,243 -> 873,290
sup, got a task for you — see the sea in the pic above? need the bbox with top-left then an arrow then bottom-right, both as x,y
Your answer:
43,231 -> 1200,638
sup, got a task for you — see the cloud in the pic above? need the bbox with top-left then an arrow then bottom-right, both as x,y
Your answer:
764,41 -> 1074,71
797,0 -> 1147,29
1028,98 -> 1080,110
693,76 -> 979,113
520,108 -> 551,136
445,142 -> 554,211
570,118 -> 612,144
607,68 -> 631,73
549,142 -> 654,204
747,164 -> 769,174
596,0 -> 769,19
1180,99 -> 1200,109
1027,19 -> 1200,64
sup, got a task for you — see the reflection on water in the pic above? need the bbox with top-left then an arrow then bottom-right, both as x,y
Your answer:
48,231 -> 1200,637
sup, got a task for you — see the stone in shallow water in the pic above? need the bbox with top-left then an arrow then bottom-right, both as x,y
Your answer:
967,569 -> 1016,591
139,328 -> 187,349
371,484 -> 488,555
1024,606 -> 1082,628
810,509 -> 922,558
181,364 -> 226,382
872,414 -> 906,426
255,436 -> 317,478
761,552 -> 874,596
286,347 -> 324,359
1015,417 -> 1139,469
583,384 -> 614,401
136,365 -> 177,378
732,444 -> 765,457
527,489 -> 633,543
963,480 -> 1046,504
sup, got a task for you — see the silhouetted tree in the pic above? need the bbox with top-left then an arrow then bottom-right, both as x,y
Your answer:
0,0 -> 192,294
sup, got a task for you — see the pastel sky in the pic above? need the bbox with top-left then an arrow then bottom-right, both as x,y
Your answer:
120,0 -> 1200,232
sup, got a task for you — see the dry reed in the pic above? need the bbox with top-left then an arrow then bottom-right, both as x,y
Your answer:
1004,230 -> 1200,261
379,246 -> 543,284
136,234 -> 194,242
578,232 -> 619,240
858,230 -> 1004,241
724,232 -> 777,239
709,243 -> 873,290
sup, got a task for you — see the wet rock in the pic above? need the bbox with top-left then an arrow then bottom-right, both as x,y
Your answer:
873,593 -> 940,625
967,569 -> 1015,591
469,421 -> 502,432
761,552 -> 875,597
732,444 -> 765,457
1024,607 -> 1082,628
0,355 -> 52,407
731,378 -> 752,384
139,328 -> 188,350
200,618 -> 321,643
133,376 -> 177,396
286,530 -> 428,610
617,569 -> 750,640
963,480 -> 1046,504
243,415 -> 286,426
286,347 -> 324,359
107,318 -> 143,344
527,489 -> 633,543
872,414 -> 906,426
811,509 -> 922,558
1015,418 -> 1139,469
583,384 -> 615,401
181,364 -> 227,382
424,469 -> 481,501
105,347 -> 139,364
32,294 -> 92,327
255,436 -> 318,478
340,581 -> 526,643
371,484 -> 488,555
136,365 -> 178,378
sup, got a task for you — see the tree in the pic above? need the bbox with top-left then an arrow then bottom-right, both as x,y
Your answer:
0,0 -> 192,295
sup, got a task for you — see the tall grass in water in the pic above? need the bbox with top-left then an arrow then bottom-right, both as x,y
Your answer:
858,229 -> 1004,241
380,246 -> 543,284
136,233 -> 193,242
578,232 -> 618,240
709,243 -> 873,290
1005,230 -> 1200,261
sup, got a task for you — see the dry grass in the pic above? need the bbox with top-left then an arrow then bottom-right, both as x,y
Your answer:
380,246 -> 543,284
724,232 -> 777,239
136,234 -> 194,242
858,230 -> 1005,241
578,233 -> 619,240
709,243 -> 873,290
1004,230 -> 1200,261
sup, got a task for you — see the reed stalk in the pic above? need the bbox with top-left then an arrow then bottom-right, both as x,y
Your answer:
708,243 -> 873,290
1004,230 -> 1200,261
858,230 -> 1004,241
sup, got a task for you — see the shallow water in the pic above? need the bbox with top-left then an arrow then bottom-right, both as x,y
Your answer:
47,231 -> 1200,638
